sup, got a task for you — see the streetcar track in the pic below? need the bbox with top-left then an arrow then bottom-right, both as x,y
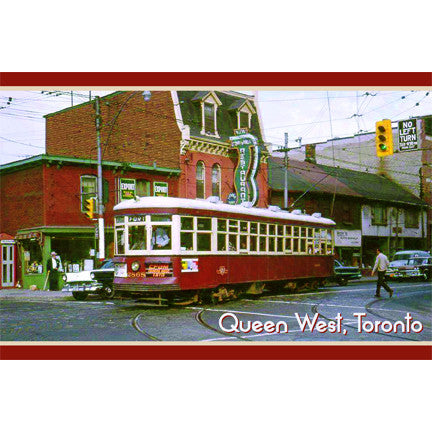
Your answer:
131,313 -> 162,341
194,309 -> 251,342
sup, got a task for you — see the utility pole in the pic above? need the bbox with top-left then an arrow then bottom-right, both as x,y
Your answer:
95,96 -> 105,260
284,132 -> 289,209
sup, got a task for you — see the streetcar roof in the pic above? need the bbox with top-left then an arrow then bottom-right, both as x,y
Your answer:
114,197 -> 336,226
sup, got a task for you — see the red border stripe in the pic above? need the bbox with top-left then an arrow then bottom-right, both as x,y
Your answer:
1,72 -> 431,87
1,345 -> 431,360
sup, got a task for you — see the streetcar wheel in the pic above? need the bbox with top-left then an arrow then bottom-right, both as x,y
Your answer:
101,284 -> 115,299
337,278 -> 348,286
72,292 -> 88,301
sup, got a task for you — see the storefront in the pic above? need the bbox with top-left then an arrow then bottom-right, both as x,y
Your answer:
16,227 -> 114,289
334,229 -> 362,267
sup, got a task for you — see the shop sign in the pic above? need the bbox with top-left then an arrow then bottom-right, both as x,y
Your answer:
154,182 -> 169,197
229,131 -> 261,206
334,230 -> 362,247
119,178 -> 136,200
181,258 -> 199,272
398,119 -> 419,152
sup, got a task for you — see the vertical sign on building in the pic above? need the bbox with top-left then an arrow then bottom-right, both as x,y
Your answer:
398,119 -> 419,152
229,130 -> 261,206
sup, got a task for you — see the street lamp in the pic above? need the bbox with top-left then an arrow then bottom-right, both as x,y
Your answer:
95,90 -> 152,260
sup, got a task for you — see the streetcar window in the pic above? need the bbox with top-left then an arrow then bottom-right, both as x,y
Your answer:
250,236 -> 257,251
229,220 -> 239,232
217,219 -> 227,232
269,224 -> 275,235
259,223 -> 267,235
285,225 -> 292,237
129,225 -> 147,250
300,239 -> 307,253
197,233 -> 211,251
240,235 -> 248,251
197,218 -> 211,231
217,234 -> 227,251
292,238 -> 299,253
228,234 -> 238,251
259,236 -> 267,252
181,232 -> 193,251
181,217 -> 193,231
151,215 -> 172,222
116,229 -> 125,255
115,216 -> 125,224
250,222 -> 258,234
269,237 -> 275,252
285,237 -> 292,253
277,237 -> 283,252
151,226 -> 171,250
293,226 -> 299,237
240,221 -> 248,233
277,225 -> 284,236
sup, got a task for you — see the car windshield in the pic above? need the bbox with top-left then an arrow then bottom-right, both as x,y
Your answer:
393,253 -> 418,261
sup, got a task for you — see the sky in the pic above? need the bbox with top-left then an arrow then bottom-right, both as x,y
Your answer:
1,89 -> 431,165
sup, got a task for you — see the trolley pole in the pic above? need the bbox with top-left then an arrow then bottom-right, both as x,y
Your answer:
95,96 -> 105,260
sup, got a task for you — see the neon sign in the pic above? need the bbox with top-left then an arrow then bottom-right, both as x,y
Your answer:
229,131 -> 261,206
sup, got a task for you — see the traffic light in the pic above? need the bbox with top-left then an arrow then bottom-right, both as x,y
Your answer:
375,119 -> 393,157
85,197 -> 95,219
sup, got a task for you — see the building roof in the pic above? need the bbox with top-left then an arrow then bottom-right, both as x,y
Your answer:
269,157 -> 425,206
0,154 -> 181,176
177,91 -> 264,144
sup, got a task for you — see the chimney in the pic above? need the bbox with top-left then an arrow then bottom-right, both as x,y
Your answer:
305,144 -> 316,163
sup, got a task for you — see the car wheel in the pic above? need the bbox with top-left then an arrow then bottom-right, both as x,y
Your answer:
101,284 -> 115,299
72,292 -> 88,301
338,277 -> 348,286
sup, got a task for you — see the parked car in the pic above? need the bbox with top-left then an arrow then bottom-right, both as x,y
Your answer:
332,260 -> 362,286
386,251 -> 432,281
62,259 -> 115,300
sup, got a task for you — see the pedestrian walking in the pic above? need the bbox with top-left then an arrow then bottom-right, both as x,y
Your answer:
371,248 -> 394,298
46,251 -> 62,291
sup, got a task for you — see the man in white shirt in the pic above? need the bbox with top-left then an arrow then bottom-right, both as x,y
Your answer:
371,248 -> 394,298
46,251 -> 62,291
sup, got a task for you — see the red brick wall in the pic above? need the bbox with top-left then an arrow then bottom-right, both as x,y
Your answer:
0,166 -> 44,235
179,151 -> 269,207
43,164 -> 179,227
46,91 -> 181,171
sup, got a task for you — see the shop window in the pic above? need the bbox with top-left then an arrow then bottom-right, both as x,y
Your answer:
23,241 -> 43,274
211,164 -> 221,198
196,161 -> 205,199
342,202 -> 353,224
371,206 -> 388,226
80,175 -> 97,212
405,208 -> 419,228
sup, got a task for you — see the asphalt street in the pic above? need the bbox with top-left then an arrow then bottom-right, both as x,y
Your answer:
0,280 -> 431,342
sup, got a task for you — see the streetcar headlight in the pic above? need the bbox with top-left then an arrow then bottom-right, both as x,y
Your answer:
131,261 -> 140,272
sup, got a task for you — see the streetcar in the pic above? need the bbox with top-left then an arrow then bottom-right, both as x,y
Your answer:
112,196 -> 336,305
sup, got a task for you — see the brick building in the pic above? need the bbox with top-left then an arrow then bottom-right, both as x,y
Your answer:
0,90 -> 269,288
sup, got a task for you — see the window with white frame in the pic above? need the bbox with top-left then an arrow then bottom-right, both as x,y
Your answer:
196,161 -> 205,199
211,164 -> 221,198
371,205 -> 388,225
199,92 -> 222,137
80,175 -> 97,212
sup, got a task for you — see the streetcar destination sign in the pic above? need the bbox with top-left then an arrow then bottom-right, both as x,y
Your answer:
398,119 -> 419,152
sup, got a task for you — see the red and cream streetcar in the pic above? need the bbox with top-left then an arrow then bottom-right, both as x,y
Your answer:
112,196 -> 336,305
